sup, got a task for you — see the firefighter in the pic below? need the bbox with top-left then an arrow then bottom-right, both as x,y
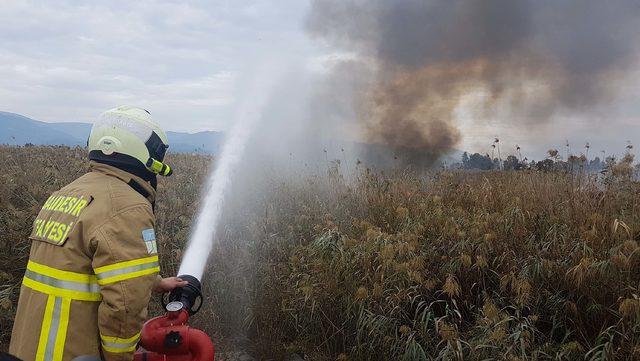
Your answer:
9,106 -> 188,361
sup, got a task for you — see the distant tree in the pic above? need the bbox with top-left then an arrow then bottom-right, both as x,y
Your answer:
589,157 -> 603,172
461,152 -> 470,167
492,158 -> 501,169
503,155 -> 521,170
465,153 -> 493,170
567,154 -> 580,172
536,159 -> 555,172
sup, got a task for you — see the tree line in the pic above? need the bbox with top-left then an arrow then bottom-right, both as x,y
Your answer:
458,151 -> 620,173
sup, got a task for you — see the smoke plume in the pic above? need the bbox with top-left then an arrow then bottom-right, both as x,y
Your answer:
306,0 -> 640,161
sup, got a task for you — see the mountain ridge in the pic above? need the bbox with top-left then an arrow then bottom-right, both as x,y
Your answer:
0,111 -> 222,154
1,111 -> 463,165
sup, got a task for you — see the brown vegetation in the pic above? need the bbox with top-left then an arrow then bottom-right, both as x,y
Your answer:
2,146 -> 640,360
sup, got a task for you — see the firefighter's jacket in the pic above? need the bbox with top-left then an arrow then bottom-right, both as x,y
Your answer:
10,162 -> 161,361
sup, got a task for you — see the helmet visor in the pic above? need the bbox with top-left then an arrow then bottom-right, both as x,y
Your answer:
145,131 -> 168,162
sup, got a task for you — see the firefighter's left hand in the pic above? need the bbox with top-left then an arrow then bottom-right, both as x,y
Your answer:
153,277 -> 189,293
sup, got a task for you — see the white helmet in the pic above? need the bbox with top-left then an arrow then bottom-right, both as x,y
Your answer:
88,105 -> 172,176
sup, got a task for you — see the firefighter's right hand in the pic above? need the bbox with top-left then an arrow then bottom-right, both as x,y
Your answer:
153,276 -> 189,293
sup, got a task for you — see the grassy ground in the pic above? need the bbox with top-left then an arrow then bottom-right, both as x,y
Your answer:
1,146 -> 639,360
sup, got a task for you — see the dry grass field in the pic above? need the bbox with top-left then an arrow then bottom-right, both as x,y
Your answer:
1,145 -> 640,360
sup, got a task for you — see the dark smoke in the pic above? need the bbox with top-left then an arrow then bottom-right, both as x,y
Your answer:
306,0 -> 640,163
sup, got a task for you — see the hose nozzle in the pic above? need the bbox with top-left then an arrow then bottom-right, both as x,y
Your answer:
165,274 -> 203,315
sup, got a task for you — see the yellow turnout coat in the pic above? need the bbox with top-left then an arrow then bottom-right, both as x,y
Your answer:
10,162 -> 161,361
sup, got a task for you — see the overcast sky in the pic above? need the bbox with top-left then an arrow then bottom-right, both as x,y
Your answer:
1,1 -> 639,160
0,1 -> 317,132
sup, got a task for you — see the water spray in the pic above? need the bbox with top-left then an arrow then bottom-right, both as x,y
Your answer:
134,112 -> 260,360
135,69 -> 277,361
177,65 -> 279,281
178,102 -> 261,280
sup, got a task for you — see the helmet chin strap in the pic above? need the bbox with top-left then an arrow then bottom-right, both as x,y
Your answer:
89,150 -> 158,188
149,174 -> 158,191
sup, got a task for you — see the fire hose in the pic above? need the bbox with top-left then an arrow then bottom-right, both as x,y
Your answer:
133,275 -> 215,361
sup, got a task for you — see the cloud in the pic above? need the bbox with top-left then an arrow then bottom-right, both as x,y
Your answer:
0,0 -> 313,132
2,0 -> 639,161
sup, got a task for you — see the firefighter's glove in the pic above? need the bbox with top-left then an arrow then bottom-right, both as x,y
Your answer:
153,276 -> 189,293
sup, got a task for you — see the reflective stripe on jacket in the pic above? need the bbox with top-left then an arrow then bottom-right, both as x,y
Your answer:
10,162 -> 160,361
